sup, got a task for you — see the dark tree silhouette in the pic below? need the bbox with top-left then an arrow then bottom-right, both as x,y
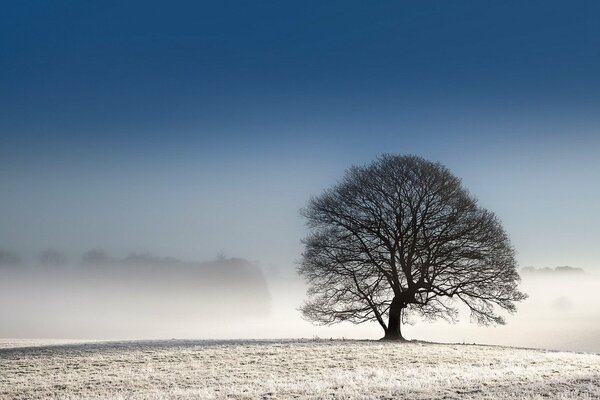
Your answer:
298,154 -> 526,340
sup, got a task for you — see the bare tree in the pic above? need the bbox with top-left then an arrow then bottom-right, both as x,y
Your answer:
81,249 -> 111,266
0,249 -> 21,268
39,249 -> 67,267
298,154 -> 526,340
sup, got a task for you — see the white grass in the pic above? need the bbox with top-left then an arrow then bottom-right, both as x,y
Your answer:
1,339 -> 598,399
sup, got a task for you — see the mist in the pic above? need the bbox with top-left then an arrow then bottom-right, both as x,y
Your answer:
1,250 -> 598,353
0,252 -> 270,339
268,266 -> 600,353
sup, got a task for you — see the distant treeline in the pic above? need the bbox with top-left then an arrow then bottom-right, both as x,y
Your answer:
0,252 -> 271,337
0,249 -> 269,299
1,248 -> 247,269
521,266 -> 586,275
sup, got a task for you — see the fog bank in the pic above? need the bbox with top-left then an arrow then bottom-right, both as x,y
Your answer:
1,256 -> 599,353
0,255 -> 269,338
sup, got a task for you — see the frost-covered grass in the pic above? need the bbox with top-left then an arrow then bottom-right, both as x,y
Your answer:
1,339 -> 598,399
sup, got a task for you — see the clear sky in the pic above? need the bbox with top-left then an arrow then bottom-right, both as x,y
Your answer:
2,1 -> 600,271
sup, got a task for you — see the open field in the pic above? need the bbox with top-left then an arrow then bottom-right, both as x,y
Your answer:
1,339 -> 599,399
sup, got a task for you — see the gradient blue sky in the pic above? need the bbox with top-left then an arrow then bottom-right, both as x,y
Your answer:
1,1 -> 600,270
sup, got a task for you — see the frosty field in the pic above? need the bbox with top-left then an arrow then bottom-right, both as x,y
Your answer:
1,339 -> 599,400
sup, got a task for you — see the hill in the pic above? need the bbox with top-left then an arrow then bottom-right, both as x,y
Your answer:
1,339 -> 598,399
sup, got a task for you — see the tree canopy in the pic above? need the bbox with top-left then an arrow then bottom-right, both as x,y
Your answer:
298,154 -> 526,340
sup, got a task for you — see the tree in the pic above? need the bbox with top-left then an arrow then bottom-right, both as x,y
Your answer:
81,249 -> 111,266
0,249 -> 20,268
298,154 -> 526,340
39,249 -> 67,267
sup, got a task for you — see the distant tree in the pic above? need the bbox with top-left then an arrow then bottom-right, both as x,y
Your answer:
122,253 -> 183,266
298,154 -> 526,340
0,249 -> 20,267
521,266 -> 585,276
39,249 -> 67,267
81,249 -> 111,265
554,266 -> 584,274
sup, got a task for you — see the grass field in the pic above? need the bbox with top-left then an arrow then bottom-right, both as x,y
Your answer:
1,339 -> 598,399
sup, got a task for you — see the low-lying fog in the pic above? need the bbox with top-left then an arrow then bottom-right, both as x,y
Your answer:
1,250 -> 598,353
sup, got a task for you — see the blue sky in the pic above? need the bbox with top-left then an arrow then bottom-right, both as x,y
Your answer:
1,1 -> 600,270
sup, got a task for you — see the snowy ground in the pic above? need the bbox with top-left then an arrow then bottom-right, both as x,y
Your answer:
1,339 -> 598,399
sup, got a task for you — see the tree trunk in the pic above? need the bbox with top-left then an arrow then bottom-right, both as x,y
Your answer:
382,297 -> 406,341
